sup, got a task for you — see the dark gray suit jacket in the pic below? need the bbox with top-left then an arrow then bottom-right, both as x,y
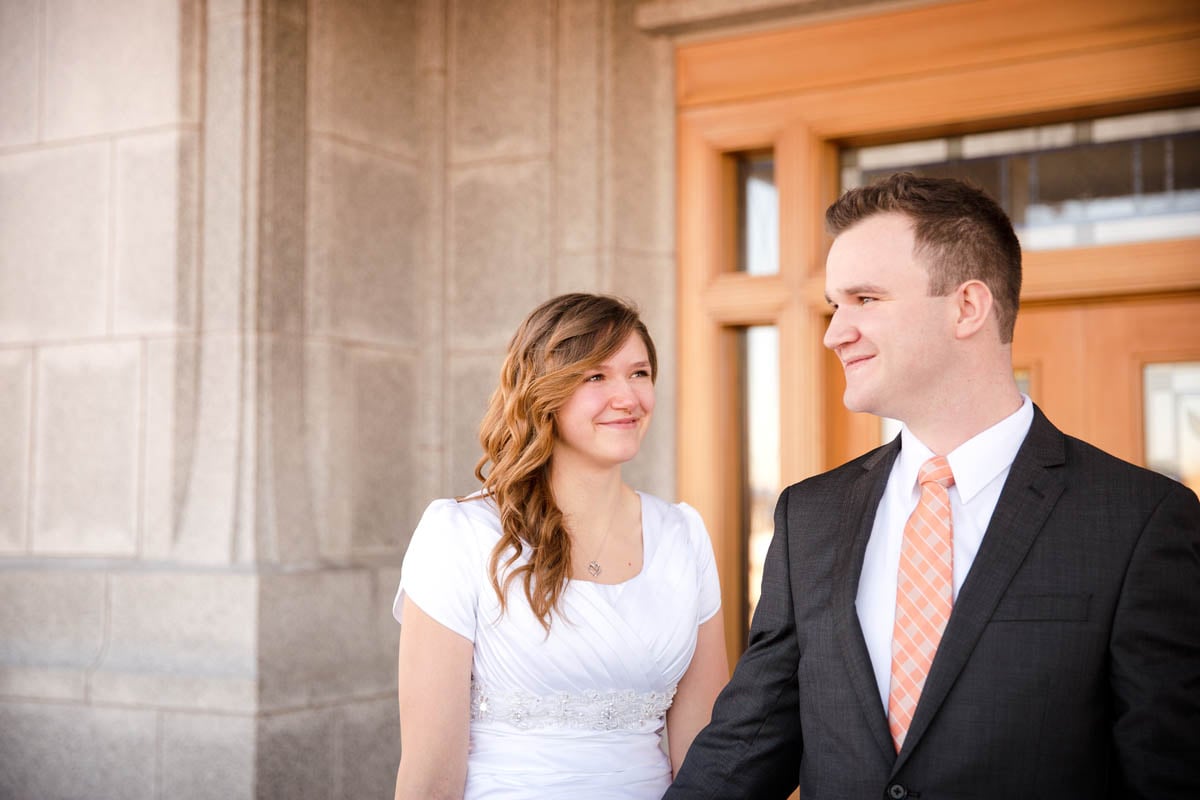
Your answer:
666,407 -> 1200,799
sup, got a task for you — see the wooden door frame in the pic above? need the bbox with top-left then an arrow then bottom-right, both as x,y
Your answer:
675,0 -> 1200,664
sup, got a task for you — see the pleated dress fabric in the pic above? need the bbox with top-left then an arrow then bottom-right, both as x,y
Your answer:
394,492 -> 721,799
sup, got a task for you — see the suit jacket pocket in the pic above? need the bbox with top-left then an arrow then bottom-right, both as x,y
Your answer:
991,592 -> 1090,622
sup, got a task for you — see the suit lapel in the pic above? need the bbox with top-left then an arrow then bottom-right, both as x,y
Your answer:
832,438 -> 900,764
893,408 -> 1067,770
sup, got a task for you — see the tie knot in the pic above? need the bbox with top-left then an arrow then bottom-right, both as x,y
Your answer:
918,456 -> 954,488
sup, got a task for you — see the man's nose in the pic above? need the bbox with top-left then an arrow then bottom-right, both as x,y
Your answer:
823,308 -> 855,351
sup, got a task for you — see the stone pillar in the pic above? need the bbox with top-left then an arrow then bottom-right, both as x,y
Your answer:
0,1 -> 400,797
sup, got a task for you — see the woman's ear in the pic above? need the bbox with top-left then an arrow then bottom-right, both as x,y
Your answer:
953,279 -> 995,340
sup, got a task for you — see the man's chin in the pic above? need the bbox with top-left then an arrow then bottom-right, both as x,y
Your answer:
841,389 -> 875,416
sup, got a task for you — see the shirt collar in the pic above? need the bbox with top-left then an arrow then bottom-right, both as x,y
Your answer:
897,395 -> 1034,503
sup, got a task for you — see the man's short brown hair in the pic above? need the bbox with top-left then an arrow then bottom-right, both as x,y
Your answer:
825,172 -> 1023,343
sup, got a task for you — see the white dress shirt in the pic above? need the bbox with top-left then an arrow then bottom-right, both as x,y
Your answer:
856,395 -> 1035,709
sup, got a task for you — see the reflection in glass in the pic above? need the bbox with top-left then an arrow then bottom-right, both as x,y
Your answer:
1144,362 -> 1200,495
841,108 -> 1200,251
734,151 -> 779,275
742,326 -> 780,633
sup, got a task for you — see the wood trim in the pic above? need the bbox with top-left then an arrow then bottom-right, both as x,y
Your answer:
680,37 -> 1200,145
1022,239 -> 1200,302
678,0 -> 1200,108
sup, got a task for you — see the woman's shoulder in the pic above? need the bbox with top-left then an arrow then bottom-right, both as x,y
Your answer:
414,494 -> 502,547
639,491 -> 708,540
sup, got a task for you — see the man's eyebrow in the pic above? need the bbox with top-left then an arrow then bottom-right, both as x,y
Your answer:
825,283 -> 889,303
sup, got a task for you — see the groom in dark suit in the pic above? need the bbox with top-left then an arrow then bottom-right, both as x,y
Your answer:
666,173 -> 1200,799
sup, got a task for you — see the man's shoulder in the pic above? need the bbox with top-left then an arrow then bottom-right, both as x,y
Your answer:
781,439 -> 897,499
1058,428 -> 1190,496
1016,409 -> 1197,511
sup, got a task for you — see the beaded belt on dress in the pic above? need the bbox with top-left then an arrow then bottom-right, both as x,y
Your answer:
470,680 -> 676,731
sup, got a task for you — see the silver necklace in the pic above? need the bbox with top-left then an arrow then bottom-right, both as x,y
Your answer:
585,509 -> 618,577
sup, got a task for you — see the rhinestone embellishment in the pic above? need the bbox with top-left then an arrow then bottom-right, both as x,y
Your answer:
470,680 -> 677,731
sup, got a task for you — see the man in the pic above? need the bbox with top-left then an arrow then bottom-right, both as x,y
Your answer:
666,173 -> 1200,799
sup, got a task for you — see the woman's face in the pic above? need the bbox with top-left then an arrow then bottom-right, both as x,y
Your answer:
552,332 -> 655,471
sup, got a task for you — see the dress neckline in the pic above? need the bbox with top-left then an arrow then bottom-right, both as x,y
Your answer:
571,490 -> 648,588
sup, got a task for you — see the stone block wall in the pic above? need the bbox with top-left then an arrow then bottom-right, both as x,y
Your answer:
0,0 -> 677,796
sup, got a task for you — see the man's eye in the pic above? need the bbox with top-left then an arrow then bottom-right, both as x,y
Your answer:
859,296 -> 877,305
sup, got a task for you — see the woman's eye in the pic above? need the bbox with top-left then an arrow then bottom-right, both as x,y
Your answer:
632,370 -> 650,379
585,374 -> 604,382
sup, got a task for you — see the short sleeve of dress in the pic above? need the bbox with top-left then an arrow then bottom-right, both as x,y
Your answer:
392,498 -> 485,642
676,502 -> 722,624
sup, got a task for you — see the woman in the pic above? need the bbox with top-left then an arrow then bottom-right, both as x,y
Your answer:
392,293 -> 728,799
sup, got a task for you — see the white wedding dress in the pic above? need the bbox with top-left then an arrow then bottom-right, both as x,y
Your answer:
394,492 -> 720,799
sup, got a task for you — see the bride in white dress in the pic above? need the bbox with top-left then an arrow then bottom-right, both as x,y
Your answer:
392,294 -> 728,799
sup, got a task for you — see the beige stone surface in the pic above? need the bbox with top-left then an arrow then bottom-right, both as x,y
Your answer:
310,0 -> 419,158
310,340 -> 424,559
0,0 -> 39,147
555,0 -> 605,256
330,345 -> 423,553
339,697 -> 401,799
202,13 -> 250,332
554,250 -> 604,294
612,0 -> 675,255
32,341 -> 141,556
258,8 -> 308,335
0,702 -> 157,800
0,569 -> 105,701
416,0 -> 447,72
152,333 -> 245,565
256,707 -> 336,800
259,569 -> 393,710
448,161 -> 551,349
207,0 -> 244,20
0,350 -> 31,552
308,139 -> 424,347
0,143 -> 109,343
450,0 -> 553,163
114,130 -> 199,335
160,712 -> 256,800
91,571 -> 257,711
256,336 -> 321,565
140,336 -> 196,560
43,0 -> 195,139
446,352 -> 503,496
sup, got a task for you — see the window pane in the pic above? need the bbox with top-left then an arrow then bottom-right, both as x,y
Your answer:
733,151 -> 779,275
841,107 -> 1200,251
742,326 -> 780,632
1144,362 -> 1200,495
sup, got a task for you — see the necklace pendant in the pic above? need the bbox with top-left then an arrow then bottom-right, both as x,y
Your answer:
587,560 -> 602,577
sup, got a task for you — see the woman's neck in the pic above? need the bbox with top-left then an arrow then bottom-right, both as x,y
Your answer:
549,457 -> 632,538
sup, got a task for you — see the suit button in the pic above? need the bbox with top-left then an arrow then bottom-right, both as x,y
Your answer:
886,784 -> 908,799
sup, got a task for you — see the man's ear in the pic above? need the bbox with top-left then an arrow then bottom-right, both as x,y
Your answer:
953,279 -> 994,340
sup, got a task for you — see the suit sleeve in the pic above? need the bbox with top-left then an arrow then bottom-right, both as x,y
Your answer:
1109,481 -> 1200,798
665,486 -> 803,799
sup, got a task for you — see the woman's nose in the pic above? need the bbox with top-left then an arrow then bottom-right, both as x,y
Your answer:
609,381 -> 636,408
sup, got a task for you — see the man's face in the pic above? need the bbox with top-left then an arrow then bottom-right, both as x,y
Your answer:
823,212 -> 958,426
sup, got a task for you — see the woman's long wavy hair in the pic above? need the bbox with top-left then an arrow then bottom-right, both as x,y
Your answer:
470,293 -> 657,630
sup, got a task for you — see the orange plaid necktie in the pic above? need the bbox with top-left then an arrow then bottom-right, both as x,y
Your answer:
888,455 -> 955,752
